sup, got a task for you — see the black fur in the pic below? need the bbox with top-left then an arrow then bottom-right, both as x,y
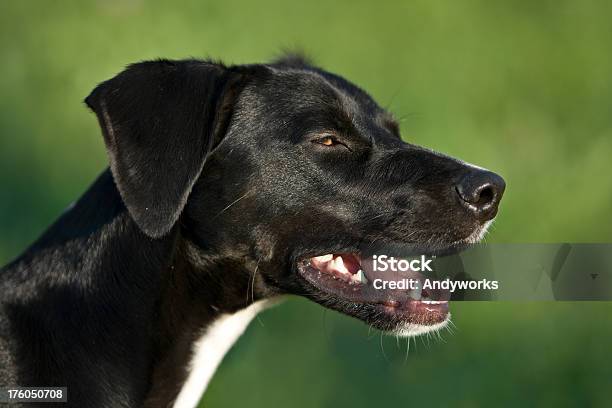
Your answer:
0,56 -> 504,407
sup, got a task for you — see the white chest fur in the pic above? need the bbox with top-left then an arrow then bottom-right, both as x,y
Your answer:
172,300 -> 275,408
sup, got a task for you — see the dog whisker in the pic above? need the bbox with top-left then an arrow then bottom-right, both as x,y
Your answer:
379,332 -> 390,364
214,191 -> 252,218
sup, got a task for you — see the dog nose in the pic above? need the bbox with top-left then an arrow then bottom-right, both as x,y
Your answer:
455,170 -> 505,221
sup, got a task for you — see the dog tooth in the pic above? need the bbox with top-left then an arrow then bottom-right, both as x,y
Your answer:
334,256 -> 350,275
409,287 -> 421,300
355,269 -> 367,284
314,254 -> 333,262
421,300 -> 447,305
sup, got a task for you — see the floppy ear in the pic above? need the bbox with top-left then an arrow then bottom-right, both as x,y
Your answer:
85,59 -> 247,238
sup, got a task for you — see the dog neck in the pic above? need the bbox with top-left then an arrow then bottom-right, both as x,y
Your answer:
171,299 -> 274,408
143,239 -> 276,408
5,170 -> 273,407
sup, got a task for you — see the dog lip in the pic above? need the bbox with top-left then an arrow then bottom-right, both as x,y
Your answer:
296,251 -> 450,326
378,299 -> 449,319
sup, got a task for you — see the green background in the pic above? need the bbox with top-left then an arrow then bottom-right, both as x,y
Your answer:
1,1 -> 611,406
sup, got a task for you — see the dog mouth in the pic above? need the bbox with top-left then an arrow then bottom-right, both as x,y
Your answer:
297,252 -> 450,335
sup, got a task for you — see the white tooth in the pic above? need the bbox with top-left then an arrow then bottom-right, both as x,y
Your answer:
421,300 -> 448,305
409,287 -> 422,300
313,254 -> 333,262
334,256 -> 350,275
355,269 -> 367,284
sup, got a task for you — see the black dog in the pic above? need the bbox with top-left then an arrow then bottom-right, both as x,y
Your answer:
0,55 -> 504,407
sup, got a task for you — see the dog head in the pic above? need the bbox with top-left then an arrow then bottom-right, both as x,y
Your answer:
86,56 -> 505,336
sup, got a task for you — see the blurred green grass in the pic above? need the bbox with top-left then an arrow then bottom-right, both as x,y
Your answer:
1,0 -> 611,406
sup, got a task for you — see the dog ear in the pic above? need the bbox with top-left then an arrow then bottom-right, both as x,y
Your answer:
85,59 -> 249,238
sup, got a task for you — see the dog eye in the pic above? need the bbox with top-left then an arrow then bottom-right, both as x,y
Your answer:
312,134 -> 350,150
318,136 -> 336,146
